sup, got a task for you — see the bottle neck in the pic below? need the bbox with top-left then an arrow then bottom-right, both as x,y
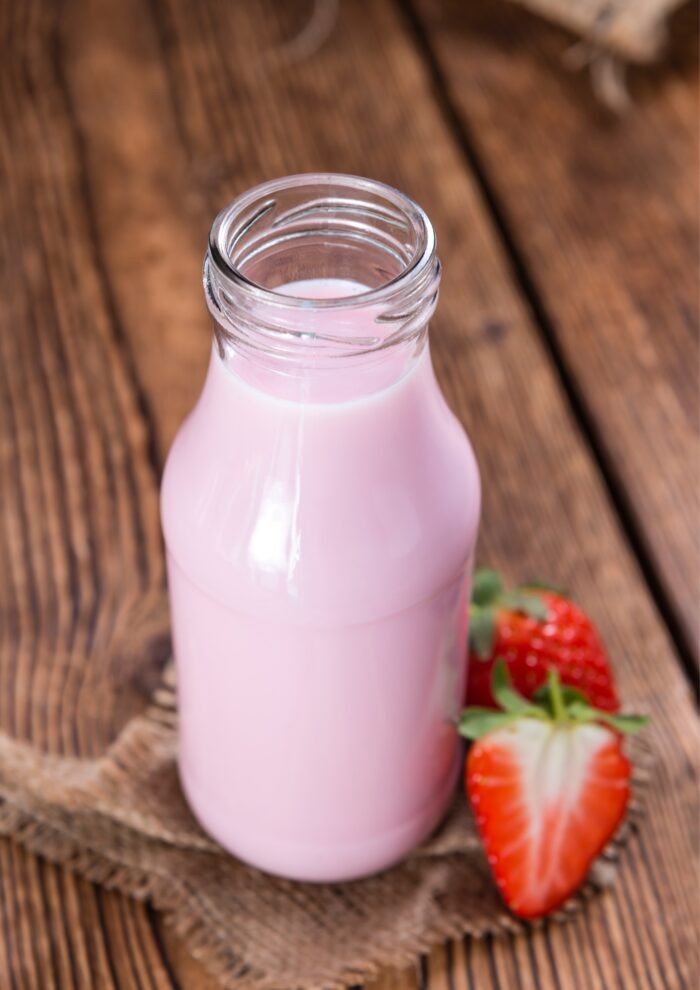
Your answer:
216,324 -> 431,405
204,174 -> 441,402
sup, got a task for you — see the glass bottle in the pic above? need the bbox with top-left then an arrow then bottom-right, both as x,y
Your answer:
161,174 -> 480,881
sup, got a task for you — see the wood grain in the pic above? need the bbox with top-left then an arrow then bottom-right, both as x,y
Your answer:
0,0 -> 697,987
0,1 -> 174,986
57,0 -> 698,986
406,0 -> 700,666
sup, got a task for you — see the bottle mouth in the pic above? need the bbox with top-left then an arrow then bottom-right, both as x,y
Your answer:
204,174 -> 441,360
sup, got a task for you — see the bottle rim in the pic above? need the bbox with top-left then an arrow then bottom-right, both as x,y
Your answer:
206,172 -> 437,312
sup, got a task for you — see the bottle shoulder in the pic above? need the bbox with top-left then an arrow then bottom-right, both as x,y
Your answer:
161,362 -> 480,622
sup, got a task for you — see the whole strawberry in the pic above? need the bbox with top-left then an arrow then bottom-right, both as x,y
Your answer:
459,661 -> 646,918
466,569 -> 619,712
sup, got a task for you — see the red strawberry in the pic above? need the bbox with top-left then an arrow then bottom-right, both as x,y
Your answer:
459,662 -> 646,918
467,569 -> 619,712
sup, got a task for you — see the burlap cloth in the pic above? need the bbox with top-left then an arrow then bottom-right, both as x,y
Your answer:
0,664 -> 651,990
514,0 -> 685,62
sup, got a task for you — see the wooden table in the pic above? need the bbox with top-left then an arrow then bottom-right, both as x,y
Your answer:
1,0 -> 697,987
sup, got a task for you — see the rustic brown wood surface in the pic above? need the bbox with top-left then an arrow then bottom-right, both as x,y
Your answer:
0,1 -> 697,988
408,0 -> 700,668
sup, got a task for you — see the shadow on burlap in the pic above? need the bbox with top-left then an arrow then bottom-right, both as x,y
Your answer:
0,666 -> 651,990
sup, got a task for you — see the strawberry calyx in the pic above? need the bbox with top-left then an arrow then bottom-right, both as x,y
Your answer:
469,568 -> 558,659
458,659 -> 648,740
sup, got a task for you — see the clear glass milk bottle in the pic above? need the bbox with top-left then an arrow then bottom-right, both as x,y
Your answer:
161,174 -> 480,881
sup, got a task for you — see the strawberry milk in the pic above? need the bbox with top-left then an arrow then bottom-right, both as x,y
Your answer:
161,176 -> 480,880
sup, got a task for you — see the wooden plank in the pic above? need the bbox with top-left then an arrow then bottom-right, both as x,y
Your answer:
0,1 -> 696,989
0,2 -> 175,987
58,0 -> 698,987
406,0 -> 700,665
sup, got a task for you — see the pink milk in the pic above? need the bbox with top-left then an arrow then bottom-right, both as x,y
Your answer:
161,176 -> 481,881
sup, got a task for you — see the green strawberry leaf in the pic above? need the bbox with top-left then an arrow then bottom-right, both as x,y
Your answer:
471,568 -> 504,606
534,682 -> 589,710
460,662 -> 649,743
469,607 -> 496,659
568,703 -> 649,735
461,659 -> 650,742
457,708 -> 519,740
499,591 -> 548,622
599,712 -> 650,734
492,659 -> 546,717
560,685 -> 590,706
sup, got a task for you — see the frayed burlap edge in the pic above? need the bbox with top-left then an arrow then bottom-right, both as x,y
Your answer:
512,0 -> 685,62
0,667 -> 653,990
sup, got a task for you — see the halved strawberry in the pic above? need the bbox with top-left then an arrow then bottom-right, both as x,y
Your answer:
459,662 -> 646,918
467,568 -> 620,712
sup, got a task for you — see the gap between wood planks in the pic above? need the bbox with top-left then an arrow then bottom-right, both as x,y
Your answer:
396,0 -> 699,703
